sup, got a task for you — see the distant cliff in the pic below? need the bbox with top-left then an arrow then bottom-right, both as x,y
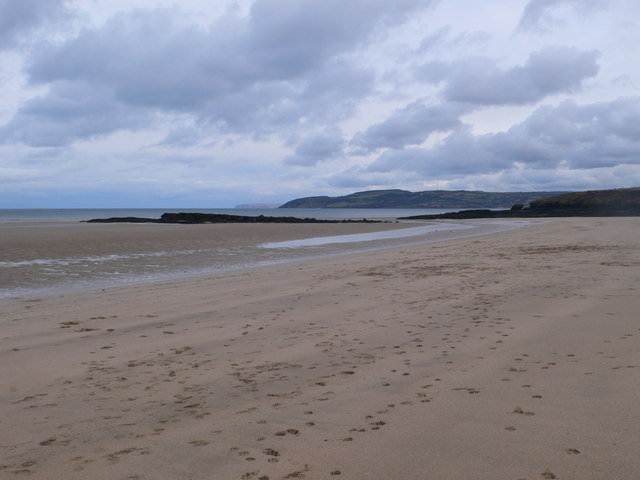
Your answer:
279,189 -> 570,209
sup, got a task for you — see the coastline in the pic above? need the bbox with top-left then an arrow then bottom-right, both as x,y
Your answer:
0,207 -> 459,224
1,217 -> 639,479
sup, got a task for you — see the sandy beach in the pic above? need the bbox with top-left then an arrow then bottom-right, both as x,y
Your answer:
1,217 -> 639,479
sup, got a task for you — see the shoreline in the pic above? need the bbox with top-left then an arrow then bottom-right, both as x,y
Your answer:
1,218 -> 639,479
0,207 -> 460,224
0,219 -> 531,300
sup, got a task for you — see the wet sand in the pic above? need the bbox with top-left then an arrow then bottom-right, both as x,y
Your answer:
0,220 -> 523,298
1,218 -> 639,479
0,221 -> 418,297
0,221 -> 414,261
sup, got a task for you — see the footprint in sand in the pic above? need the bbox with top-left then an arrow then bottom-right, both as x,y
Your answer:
512,406 -> 535,416
262,448 -> 280,459
274,429 -> 299,436
189,440 -> 209,447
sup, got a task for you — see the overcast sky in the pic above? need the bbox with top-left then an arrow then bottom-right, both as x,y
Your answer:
1,0 -> 639,207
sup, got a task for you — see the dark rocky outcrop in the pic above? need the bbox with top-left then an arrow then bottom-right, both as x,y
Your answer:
86,216 -> 159,223
85,213 -> 384,224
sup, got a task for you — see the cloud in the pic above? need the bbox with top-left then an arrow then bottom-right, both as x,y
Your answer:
0,81 -> 151,147
351,101 -> 466,153
0,0 -> 71,50
293,59 -> 375,124
444,164 -> 640,193
418,26 -> 452,52
518,97 -> 640,168
369,128 -> 505,178
284,126 -> 345,166
325,167 -> 418,190
157,124 -> 210,148
418,26 -> 491,54
2,0 -> 638,206
247,0 -> 428,77
368,97 -> 640,177
8,0 -> 431,147
518,0 -> 607,32
421,46 -> 600,105
27,9 -> 225,109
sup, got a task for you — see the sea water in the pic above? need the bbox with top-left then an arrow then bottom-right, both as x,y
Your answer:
0,207 -> 456,223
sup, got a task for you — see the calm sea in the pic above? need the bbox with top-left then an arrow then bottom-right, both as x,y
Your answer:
0,207 -> 456,223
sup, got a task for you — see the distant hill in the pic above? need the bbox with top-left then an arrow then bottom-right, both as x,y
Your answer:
529,188 -> 640,209
400,187 -> 640,219
279,189 -> 571,209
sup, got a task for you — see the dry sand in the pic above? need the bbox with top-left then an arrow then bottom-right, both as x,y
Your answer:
1,217 -> 639,479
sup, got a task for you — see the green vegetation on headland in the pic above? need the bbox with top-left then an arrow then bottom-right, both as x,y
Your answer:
85,188 -> 640,223
85,212 -> 384,224
279,189 -> 571,209
400,188 -> 640,219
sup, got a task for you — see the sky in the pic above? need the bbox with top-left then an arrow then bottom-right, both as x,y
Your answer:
1,0 -> 639,207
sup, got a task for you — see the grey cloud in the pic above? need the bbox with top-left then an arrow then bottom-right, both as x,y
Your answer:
418,26 -> 452,52
295,59 -> 375,123
211,59 -> 374,136
157,125 -> 210,148
368,97 -> 640,178
414,60 -> 449,84
326,171 -> 377,188
326,168 -> 416,189
518,0 -> 566,32
28,10 -> 220,109
369,128 -> 508,178
516,97 -> 640,168
445,165 -> 637,193
437,46 -> 599,105
247,0 -> 429,78
351,101 -> 466,153
12,0 -> 431,147
0,81 -> 150,147
518,0 -> 607,32
0,0 -> 70,50
418,26 -> 490,54
284,127 -> 345,166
